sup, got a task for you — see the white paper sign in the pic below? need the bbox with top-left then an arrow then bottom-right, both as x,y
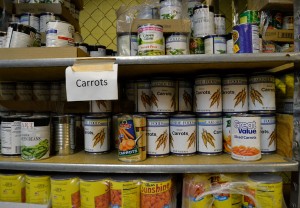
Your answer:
65,64 -> 118,101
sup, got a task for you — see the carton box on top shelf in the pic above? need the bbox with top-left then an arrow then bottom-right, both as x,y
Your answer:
263,29 -> 294,43
247,0 -> 293,11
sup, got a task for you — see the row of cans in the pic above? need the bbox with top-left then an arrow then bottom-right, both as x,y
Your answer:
124,73 -> 276,113
0,173 -> 174,208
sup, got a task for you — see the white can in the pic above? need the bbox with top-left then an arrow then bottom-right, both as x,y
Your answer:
170,114 -> 196,155
1,115 -> 22,155
32,82 -> 49,101
136,80 -> 151,113
160,0 -> 182,19
231,114 -> 261,161
0,82 -> 15,100
50,82 -> 60,101
214,14 -> 226,35
194,75 -> 222,112
83,114 -> 110,153
197,113 -> 222,154
20,13 -> 40,32
89,100 -> 112,113
16,82 -> 32,101
204,35 -> 227,54
226,37 -> 233,54
260,114 -> 276,154
89,45 -> 106,57
146,114 -> 170,156
39,12 -> 56,33
151,78 -> 175,113
176,79 -> 193,112
222,75 -> 248,112
5,23 -> 36,48
166,33 -> 188,55
193,5 -> 215,37
249,74 -> 276,112
283,16 -> 293,30
46,20 -> 74,47
117,33 -> 138,56
137,24 -> 164,56
188,0 -> 202,17
0,32 -> 6,48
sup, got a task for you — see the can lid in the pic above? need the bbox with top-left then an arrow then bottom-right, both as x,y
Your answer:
249,173 -> 282,184
84,113 -> 108,119
80,175 -> 109,181
40,12 -> 55,16
110,175 -> 140,182
20,12 -> 37,16
141,175 -> 172,182
138,24 -> 163,29
223,112 -> 244,117
214,14 -> 225,18
196,113 -> 222,117
170,113 -> 195,118
147,113 -> 170,119
193,4 -> 214,13
51,175 -> 79,180
21,115 -> 50,126
231,113 -> 260,118
203,34 -> 226,39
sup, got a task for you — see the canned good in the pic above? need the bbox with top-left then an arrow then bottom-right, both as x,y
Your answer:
20,13 -> 40,32
283,16 -> 294,30
259,114 -> 276,154
21,115 -> 51,160
194,75 -> 222,113
16,82 -> 32,101
189,37 -> 204,54
239,10 -> 260,25
193,4 -> 215,37
46,20 -> 74,47
271,11 -> 283,29
197,113 -> 222,154
136,80 -> 151,112
50,81 -> 60,101
0,82 -> 16,100
176,79 -> 193,112
83,114 -> 110,154
223,113 -> 242,154
52,115 -> 76,155
117,33 -> 138,56
249,74 -> 276,112
166,33 -> 188,55
141,175 -> 172,208
188,0 -> 202,17
226,35 -> 233,54
160,0 -> 182,19
26,175 -> 50,204
1,115 -> 23,156
32,82 -> 50,101
214,14 -> 226,35
231,114 -> 261,161
151,78 -> 175,113
89,100 -> 112,113
0,174 -> 25,202
51,176 -> 80,208
204,35 -> 227,54
110,176 -> 140,208
0,31 -> 6,48
137,24 -> 164,56
243,173 -> 283,208
117,114 -> 146,162
137,6 -> 159,19
112,113 -> 121,149
222,75 -> 248,112
170,114 -> 196,155
262,42 -> 276,53
88,45 -> 106,57
39,12 -> 56,33
146,114 -> 169,157
80,176 -> 110,208
232,24 -> 259,53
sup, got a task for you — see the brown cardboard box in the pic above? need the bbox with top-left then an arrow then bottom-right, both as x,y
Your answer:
117,19 -> 191,33
0,47 -> 89,60
247,0 -> 293,11
14,3 -> 80,32
263,29 -> 294,43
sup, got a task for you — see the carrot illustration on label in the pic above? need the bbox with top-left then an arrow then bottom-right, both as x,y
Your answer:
209,88 -> 221,107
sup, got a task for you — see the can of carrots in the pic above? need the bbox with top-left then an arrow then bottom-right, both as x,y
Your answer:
117,114 -> 147,162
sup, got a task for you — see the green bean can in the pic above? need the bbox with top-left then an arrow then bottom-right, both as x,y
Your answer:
239,10 -> 260,25
21,115 -> 51,160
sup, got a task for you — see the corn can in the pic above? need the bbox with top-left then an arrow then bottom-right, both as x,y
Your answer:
146,114 -> 170,157
197,113 -> 222,154
151,78 -> 175,112
194,75 -> 222,113
231,114 -> 261,161
175,79 -> 193,112
249,74 -> 276,112
80,176 -> 110,208
243,173 -> 283,208
141,175 -> 172,208
110,176 -> 140,208
51,175 -> 80,208
117,114 -> 146,162
222,75 -> 248,112
170,114 -> 196,155
259,113 -> 276,154
0,174 -> 25,202
26,174 -> 50,204
182,174 -> 212,208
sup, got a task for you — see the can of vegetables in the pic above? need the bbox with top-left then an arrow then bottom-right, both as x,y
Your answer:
21,115 -> 51,160
117,114 -> 146,162
141,175 -> 173,208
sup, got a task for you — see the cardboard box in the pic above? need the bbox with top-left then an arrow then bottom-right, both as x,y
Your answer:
247,0 -> 293,11
0,47 -> 89,60
263,29 -> 294,43
14,3 -> 80,32
0,202 -> 50,208
117,19 -> 191,33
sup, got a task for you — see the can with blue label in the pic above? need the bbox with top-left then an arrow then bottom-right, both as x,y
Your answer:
204,35 -> 227,54
232,24 -> 259,53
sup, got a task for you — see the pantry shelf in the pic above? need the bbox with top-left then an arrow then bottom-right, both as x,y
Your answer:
0,151 -> 297,173
0,52 -> 297,81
